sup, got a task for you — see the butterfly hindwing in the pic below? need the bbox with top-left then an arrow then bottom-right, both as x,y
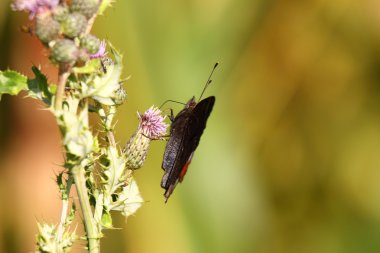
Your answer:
161,107 -> 192,188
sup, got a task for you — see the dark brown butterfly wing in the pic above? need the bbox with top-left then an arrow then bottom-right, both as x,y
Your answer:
161,107 -> 192,188
187,96 -> 215,153
161,96 -> 215,201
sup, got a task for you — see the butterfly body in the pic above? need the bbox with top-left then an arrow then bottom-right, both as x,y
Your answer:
161,96 -> 215,201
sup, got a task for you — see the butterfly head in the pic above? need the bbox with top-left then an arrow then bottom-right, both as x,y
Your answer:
185,96 -> 197,109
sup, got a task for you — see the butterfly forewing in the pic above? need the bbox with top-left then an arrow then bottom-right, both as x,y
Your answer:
189,96 -> 215,149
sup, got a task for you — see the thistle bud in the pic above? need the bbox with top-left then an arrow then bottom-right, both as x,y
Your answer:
70,0 -> 100,19
51,39 -> 79,64
52,4 -> 69,22
61,12 -> 87,38
90,40 -> 106,59
35,11 -> 60,43
80,34 -> 100,54
124,107 -> 168,170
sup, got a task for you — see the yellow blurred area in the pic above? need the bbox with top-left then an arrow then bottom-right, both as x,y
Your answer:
2,0 -> 380,252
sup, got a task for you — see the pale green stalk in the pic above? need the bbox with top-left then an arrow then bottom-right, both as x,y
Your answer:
56,175 -> 73,244
55,64 -> 70,110
72,165 -> 99,253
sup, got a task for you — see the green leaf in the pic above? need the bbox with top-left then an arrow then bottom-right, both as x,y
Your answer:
56,172 -> 67,200
102,146 -> 127,194
108,177 -> 143,218
58,100 -> 93,159
88,44 -> 123,105
27,66 -> 53,105
65,203 -> 76,227
101,211 -> 113,228
120,179 -> 143,217
72,59 -> 102,74
0,70 -> 27,100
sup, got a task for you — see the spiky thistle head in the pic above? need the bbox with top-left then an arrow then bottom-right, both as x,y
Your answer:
138,106 -> 168,138
123,106 -> 167,170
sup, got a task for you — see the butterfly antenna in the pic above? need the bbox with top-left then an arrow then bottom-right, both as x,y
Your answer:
198,62 -> 219,101
159,99 -> 186,109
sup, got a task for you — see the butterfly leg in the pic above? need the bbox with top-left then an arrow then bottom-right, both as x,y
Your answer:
142,133 -> 170,140
169,108 -> 175,122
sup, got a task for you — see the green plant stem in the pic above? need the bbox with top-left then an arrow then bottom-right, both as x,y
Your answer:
98,105 -> 117,147
106,106 -> 116,147
55,64 -> 70,110
72,166 -> 99,253
56,175 -> 73,244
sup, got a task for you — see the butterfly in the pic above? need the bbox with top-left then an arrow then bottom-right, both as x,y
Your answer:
161,63 -> 218,202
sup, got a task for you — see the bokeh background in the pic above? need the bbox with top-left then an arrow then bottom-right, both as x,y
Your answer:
2,0 -> 380,252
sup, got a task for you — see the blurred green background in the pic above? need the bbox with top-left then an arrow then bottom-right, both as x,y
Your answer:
2,0 -> 380,252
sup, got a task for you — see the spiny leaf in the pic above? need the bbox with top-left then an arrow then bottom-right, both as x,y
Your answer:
65,203 -> 76,227
27,66 -> 53,105
120,179 -> 143,217
108,178 -> 143,215
102,146 -> 127,194
72,58 -> 102,74
60,104 -> 93,159
90,45 -> 123,105
101,211 -> 113,228
56,172 -> 68,200
0,70 -> 27,100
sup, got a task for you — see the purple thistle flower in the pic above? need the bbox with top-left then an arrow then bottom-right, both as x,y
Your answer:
123,106 -> 167,170
11,0 -> 59,19
90,41 -> 107,59
138,106 -> 168,138
37,0 -> 58,8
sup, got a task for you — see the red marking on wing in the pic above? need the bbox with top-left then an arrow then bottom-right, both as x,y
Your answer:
179,153 -> 193,182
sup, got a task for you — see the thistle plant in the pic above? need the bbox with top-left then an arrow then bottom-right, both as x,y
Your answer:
1,0 -> 168,252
